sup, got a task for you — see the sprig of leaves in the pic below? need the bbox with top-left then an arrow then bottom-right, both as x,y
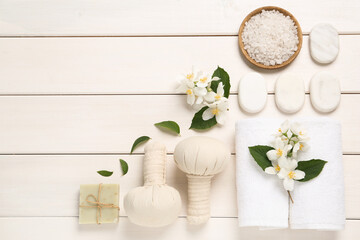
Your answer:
154,121 -> 180,135
190,66 -> 231,130
248,145 -> 327,182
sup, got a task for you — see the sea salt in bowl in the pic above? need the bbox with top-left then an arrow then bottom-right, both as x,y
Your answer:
238,6 -> 303,69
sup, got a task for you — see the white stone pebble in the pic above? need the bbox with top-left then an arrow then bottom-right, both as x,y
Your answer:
275,72 -> 305,113
310,24 -> 339,64
310,71 -> 341,113
238,72 -> 267,113
242,10 -> 299,66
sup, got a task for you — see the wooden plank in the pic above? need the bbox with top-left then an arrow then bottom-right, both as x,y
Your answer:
0,217 -> 358,240
0,0 -> 359,36
0,36 -> 359,94
0,95 -> 359,154
0,155 -> 358,218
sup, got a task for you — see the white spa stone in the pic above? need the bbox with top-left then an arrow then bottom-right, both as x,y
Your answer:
238,72 -> 267,113
310,23 -> 339,64
310,71 -> 341,113
275,72 -> 305,113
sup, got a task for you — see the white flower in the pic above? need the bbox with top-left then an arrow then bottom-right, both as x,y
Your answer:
185,66 -> 201,81
292,141 -> 309,157
193,87 -> 208,105
288,122 -> 310,157
175,77 -> 194,93
275,120 -> 290,137
176,68 -> 203,106
266,137 -> 292,161
265,160 -> 282,175
175,78 -> 196,105
202,99 -> 229,125
291,122 -> 309,142
192,103 -> 205,111
204,82 -> 227,103
278,158 -> 305,191
196,74 -> 219,88
273,120 -> 294,144
175,67 -> 201,91
186,89 -> 195,105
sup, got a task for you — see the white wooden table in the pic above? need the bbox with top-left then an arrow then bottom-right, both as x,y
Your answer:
0,1 -> 359,239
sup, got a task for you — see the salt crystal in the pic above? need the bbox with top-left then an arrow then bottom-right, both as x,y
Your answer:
242,10 -> 299,66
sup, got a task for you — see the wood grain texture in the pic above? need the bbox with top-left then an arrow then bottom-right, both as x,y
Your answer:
0,155 -> 358,218
0,36 -> 359,94
0,0 -> 359,36
0,95 -> 359,154
0,0 -> 358,238
0,217 -> 358,240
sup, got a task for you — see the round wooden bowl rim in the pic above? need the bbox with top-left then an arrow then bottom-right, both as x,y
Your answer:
238,6 -> 303,70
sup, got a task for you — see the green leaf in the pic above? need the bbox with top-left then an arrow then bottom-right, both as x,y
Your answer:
97,170 -> 113,177
296,159 -> 327,182
189,106 -> 217,130
248,145 -> 274,171
211,66 -> 231,98
119,159 -> 128,176
154,121 -> 180,135
130,136 -> 151,154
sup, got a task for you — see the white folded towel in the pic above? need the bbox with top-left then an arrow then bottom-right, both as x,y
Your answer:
236,118 -> 289,229
290,118 -> 345,230
235,117 -> 345,230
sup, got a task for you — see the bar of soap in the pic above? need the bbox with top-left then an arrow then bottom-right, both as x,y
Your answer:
310,71 -> 341,113
79,184 -> 119,224
275,73 -> 305,114
238,72 -> 267,113
310,23 -> 339,64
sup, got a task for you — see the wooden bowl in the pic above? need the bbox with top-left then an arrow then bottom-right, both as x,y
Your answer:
238,6 -> 303,70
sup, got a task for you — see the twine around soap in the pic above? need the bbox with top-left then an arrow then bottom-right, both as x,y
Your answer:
79,183 -> 120,224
